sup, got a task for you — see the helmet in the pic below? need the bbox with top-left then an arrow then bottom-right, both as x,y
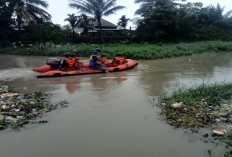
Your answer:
93,51 -> 100,55
71,52 -> 77,57
116,52 -> 122,56
96,48 -> 101,52
72,50 -> 78,54
64,52 -> 70,58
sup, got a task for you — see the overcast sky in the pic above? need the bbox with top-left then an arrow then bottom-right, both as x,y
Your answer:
45,0 -> 232,28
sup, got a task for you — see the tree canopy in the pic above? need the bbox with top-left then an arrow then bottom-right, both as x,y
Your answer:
69,0 -> 125,42
135,1 -> 232,42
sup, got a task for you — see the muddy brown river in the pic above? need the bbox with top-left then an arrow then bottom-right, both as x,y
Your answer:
0,53 -> 232,157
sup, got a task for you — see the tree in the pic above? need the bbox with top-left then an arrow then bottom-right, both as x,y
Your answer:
22,22 -> 70,44
69,0 -> 125,42
10,0 -> 51,31
118,15 -> 130,31
136,0 -> 180,41
0,0 -> 14,47
134,0 -> 185,15
198,3 -> 224,26
65,13 -> 81,41
78,14 -> 95,36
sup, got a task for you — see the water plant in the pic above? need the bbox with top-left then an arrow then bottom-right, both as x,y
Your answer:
4,41 -> 232,59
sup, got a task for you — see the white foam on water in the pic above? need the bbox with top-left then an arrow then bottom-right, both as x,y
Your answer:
0,68 -> 34,81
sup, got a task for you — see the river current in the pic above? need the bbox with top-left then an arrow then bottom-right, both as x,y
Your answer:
0,53 -> 232,157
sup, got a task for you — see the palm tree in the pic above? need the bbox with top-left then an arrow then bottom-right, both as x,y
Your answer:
0,0 -> 14,48
69,0 -> 125,42
10,0 -> 51,31
65,13 -> 81,43
118,15 -> 130,30
78,14 -> 95,36
65,13 -> 81,39
134,0 -> 185,15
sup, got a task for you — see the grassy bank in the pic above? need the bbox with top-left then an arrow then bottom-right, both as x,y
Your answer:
2,41 -> 232,59
160,83 -> 232,155
160,83 -> 232,128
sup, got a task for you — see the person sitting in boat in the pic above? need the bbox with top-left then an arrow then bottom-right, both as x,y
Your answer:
71,50 -> 79,61
61,52 -> 70,68
89,50 -> 108,72
61,52 -> 80,70
71,50 -> 83,68
111,53 -> 128,66
95,48 -> 106,65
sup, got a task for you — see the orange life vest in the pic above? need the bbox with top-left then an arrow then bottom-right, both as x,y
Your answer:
65,57 -> 76,68
112,57 -> 127,66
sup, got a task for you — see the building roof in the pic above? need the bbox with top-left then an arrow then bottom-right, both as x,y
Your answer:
72,18 -> 118,33
89,18 -> 117,29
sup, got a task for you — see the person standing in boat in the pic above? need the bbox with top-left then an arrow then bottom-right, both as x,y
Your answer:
89,50 -> 108,72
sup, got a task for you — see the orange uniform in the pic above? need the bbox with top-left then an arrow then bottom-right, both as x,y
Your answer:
112,56 -> 128,66
65,57 -> 76,68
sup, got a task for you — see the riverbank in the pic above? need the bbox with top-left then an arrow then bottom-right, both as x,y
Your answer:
2,41 -> 232,59
159,83 -> 232,155
0,85 -> 68,130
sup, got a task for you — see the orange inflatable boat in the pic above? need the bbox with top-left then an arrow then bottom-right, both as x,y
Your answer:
34,58 -> 138,78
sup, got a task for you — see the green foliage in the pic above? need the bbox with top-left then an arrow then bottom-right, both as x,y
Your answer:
0,0 -> 14,48
160,83 -> 232,128
5,41 -> 232,59
163,83 -> 232,107
77,14 -> 94,36
118,15 -> 130,30
21,22 -> 71,44
10,0 -> 51,31
69,0 -> 125,42
135,1 -> 232,42
64,14 -> 79,29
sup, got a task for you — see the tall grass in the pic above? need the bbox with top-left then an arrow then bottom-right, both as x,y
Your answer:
162,83 -> 232,108
4,41 -> 232,59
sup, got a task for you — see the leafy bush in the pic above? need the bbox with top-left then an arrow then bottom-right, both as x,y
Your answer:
4,41 -> 232,59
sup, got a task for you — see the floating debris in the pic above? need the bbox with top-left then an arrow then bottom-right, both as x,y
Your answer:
212,129 -> 227,135
172,102 -> 183,108
0,86 -> 68,130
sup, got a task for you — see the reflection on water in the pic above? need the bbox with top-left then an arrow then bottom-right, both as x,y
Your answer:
0,53 -> 232,157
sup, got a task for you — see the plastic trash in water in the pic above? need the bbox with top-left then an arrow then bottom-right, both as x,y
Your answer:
212,129 -> 227,135
15,109 -> 20,112
172,102 -> 183,108
16,116 -> 23,119
219,117 -> 228,122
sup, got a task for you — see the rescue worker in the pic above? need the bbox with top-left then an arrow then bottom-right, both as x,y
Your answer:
61,52 -> 70,69
62,52 -> 79,70
71,50 -> 79,61
89,50 -> 108,72
111,53 -> 128,66
95,48 -> 106,64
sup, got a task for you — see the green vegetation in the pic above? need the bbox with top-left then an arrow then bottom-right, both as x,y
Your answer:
69,0 -> 125,42
159,83 -> 232,156
1,0 -> 232,46
135,1 -> 232,42
4,41 -> 232,59
160,83 -> 232,128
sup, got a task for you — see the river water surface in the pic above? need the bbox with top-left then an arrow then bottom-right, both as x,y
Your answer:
0,53 -> 232,157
